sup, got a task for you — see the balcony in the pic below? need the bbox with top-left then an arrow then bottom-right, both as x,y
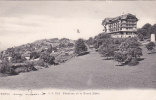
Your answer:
120,28 -> 137,32
121,25 -> 137,28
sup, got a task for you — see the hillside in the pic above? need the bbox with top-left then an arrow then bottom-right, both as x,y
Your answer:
0,47 -> 156,89
0,38 -> 75,75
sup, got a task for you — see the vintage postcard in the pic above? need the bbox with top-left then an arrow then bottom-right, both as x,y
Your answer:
0,0 -> 156,100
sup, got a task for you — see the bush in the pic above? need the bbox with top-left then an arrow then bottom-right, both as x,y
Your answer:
9,62 -> 37,75
48,56 -> 55,65
0,60 -> 12,74
127,47 -> 142,58
25,61 -> 36,71
74,39 -> 88,55
40,52 -> 50,63
13,67 -> 27,75
99,43 -> 118,59
93,33 -> 111,49
59,43 -> 67,48
40,52 -> 56,65
114,38 -> 142,66
146,42 -> 155,53
86,37 -> 94,46
32,59 -> 44,66
11,53 -> 26,63
114,51 -> 127,64
30,52 -> 40,59
67,43 -> 74,47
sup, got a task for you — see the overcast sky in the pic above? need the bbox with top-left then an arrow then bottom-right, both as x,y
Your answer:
0,1 -> 156,50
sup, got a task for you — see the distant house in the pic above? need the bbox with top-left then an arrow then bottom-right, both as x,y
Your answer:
22,51 -> 31,60
23,54 -> 30,60
7,56 -> 12,61
102,13 -> 138,38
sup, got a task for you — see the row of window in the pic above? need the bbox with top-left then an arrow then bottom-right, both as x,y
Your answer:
108,27 -> 135,32
108,24 -> 136,29
108,21 -> 137,27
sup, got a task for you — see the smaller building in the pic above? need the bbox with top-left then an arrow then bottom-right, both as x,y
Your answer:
102,13 -> 138,38
22,51 -> 31,60
151,34 -> 156,42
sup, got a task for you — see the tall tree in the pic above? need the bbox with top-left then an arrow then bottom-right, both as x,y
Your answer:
151,24 -> 156,35
86,37 -> 94,45
137,23 -> 152,40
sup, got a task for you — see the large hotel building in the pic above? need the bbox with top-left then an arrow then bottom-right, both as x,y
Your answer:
102,13 -> 138,38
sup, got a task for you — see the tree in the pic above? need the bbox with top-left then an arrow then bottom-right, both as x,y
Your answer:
137,29 -> 145,41
47,44 -> 52,53
86,37 -> 94,45
40,52 -> 55,65
67,43 -> 74,47
127,46 -> 142,58
114,38 -> 142,65
114,51 -> 127,64
11,52 -> 26,63
137,23 -> 152,40
93,33 -> 111,49
30,52 -> 40,59
146,42 -> 156,53
74,39 -> 88,55
142,23 -> 152,39
151,24 -> 156,37
40,52 -> 50,63
98,38 -> 118,59
59,43 -> 67,48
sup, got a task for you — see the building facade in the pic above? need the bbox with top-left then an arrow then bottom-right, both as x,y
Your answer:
102,13 -> 138,38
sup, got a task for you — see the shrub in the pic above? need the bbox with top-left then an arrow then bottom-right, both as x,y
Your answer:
0,60 -> 12,74
146,42 -> 155,53
40,52 -> 50,63
93,33 -> 111,49
59,43 -> 67,48
11,52 -> 26,63
48,56 -> 55,65
30,52 -> 40,59
127,47 -> 142,58
98,38 -> 120,59
67,43 -> 74,47
13,67 -> 27,75
86,37 -> 94,46
74,39 -> 88,55
114,38 -> 142,66
114,51 -> 127,64
40,52 -> 56,65
99,43 -> 118,59
32,59 -> 44,66
25,61 -> 36,71
9,62 -> 37,75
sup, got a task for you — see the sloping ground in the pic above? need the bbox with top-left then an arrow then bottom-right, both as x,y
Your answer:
0,47 -> 156,90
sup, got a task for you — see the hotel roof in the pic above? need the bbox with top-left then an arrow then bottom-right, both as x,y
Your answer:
102,13 -> 138,25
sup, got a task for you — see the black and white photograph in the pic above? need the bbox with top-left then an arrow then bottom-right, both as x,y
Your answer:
0,0 -> 156,100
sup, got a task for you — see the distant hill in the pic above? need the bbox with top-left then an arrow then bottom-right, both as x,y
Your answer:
0,38 -> 75,58
0,38 -> 76,76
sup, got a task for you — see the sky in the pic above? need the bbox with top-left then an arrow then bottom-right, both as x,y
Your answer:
0,1 -> 156,50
